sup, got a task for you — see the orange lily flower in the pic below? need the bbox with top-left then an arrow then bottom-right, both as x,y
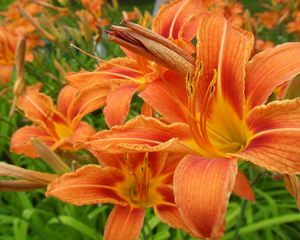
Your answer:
0,0 -> 45,84
67,0 -> 204,127
10,84 -> 106,157
46,152 -> 191,240
0,27 -> 34,84
87,11 -> 300,238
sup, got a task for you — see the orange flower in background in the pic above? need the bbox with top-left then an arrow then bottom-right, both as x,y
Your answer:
287,11 -> 300,33
47,152 -> 191,240
10,84 -> 106,157
255,38 -> 274,53
0,26 -> 35,84
257,11 -> 281,29
87,11 -> 300,239
68,0 -> 204,127
0,0 -> 45,83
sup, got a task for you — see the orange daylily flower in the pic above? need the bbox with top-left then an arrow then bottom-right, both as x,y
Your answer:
0,0 -> 45,83
68,0 -> 204,127
287,11 -> 300,33
87,11 -> 300,238
0,27 -> 33,84
46,152 -> 191,240
10,84 -> 106,158
257,11 -> 281,29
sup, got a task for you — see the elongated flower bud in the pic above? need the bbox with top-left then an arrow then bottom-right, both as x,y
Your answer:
107,20 -> 195,75
9,36 -> 26,116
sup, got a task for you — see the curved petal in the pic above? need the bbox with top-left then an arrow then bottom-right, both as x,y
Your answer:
233,170 -> 255,202
104,206 -> 145,240
284,175 -> 300,210
10,126 -> 55,158
17,88 -> 55,127
174,155 -> 237,239
139,71 -> 188,123
195,11 -> 254,118
245,42 -> 300,110
71,121 -> 96,147
67,57 -> 142,90
46,165 -> 127,205
87,116 -> 193,154
57,85 -> 78,116
246,98 -> 300,133
155,205 -> 192,234
152,0 -> 203,40
233,129 -> 300,174
67,85 -> 108,127
104,85 -> 137,128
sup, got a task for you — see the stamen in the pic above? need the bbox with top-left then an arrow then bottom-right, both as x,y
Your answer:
186,65 -> 203,147
139,152 -> 150,201
199,69 -> 218,147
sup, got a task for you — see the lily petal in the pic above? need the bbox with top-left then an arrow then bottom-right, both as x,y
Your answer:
139,71 -> 188,123
174,155 -> 237,239
67,85 -> 108,127
46,165 -> 127,205
104,206 -> 145,240
57,85 -> 78,116
104,85 -> 137,127
245,42 -> 300,110
233,170 -> 255,202
71,121 -> 96,146
10,125 -> 55,158
17,88 -> 55,127
152,0 -> 203,40
284,175 -> 300,211
234,129 -> 300,174
196,11 -> 254,118
67,57 -> 142,90
247,98 -> 300,133
155,204 -> 191,234
87,116 -> 192,153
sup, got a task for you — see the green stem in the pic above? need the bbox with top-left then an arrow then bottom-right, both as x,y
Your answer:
231,171 -> 264,240
231,199 -> 248,240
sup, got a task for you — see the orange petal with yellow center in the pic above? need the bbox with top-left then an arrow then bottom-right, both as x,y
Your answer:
87,116 -> 192,154
17,88 -> 55,128
174,155 -> 237,239
247,98 -> 300,133
233,129 -> 300,174
104,85 -> 137,127
152,0 -> 203,40
104,206 -> 145,240
46,165 -> 127,205
139,71 -> 189,123
196,11 -> 254,118
10,125 -> 55,158
245,42 -> 300,110
233,170 -> 255,202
